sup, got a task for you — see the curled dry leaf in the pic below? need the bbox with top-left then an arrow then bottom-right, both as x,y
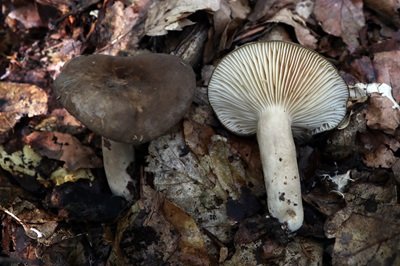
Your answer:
267,8 -> 317,49
145,0 -> 220,36
24,131 -> 102,171
373,50 -> 400,102
314,0 -> 365,52
0,82 -> 48,138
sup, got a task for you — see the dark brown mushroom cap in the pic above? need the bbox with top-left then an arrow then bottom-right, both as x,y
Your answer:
53,53 -> 195,144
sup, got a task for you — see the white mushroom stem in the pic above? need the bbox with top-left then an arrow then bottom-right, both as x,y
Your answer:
102,138 -> 135,201
257,108 -> 303,231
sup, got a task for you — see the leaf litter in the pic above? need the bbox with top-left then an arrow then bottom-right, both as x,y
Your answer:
0,0 -> 400,264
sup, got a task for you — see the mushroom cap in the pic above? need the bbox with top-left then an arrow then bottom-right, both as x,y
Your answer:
53,53 -> 195,144
208,41 -> 349,137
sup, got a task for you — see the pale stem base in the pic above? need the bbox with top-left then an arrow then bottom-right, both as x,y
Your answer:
102,138 -> 135,201
257,109 -> 304,231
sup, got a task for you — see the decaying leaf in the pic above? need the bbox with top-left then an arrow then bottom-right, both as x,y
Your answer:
24,131 -> 102,171
0,144 -> 95,187
364,0 -> 400,27
94,1 -> 152,54
359,131 -> 400,168
0,145 -> 42,178
267,8 -> 317,49
146,123 -> 265,244
146,132 -> 232,243
145,0 -> 220,36
365,95 -> 400,135
49,168 -> 95,186
373,50 -> 400,102
0,82 -> 48,138
6,3 -> 46,29
34,108 -> 85,134
314,0 -> 365,52
111,185 -> 210,265
225,237 -> 323,265
325,182 -> 399,265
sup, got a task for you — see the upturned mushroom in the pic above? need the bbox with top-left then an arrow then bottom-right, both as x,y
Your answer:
53,53 -> 195,201
208,41 -> 348,231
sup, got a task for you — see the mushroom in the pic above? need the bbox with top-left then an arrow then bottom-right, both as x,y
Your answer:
53,53 -> 196,201
208,41 -> 348,231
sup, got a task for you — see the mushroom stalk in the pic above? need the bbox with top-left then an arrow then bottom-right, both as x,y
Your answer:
102,138 -> 135,201
257,108 -> 303,231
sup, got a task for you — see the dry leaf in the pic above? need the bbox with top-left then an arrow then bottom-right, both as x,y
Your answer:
162,199 -> 210,265
364,0 -> 400,27
145,0 -> 220,36
34,108 -> 85,134
7,3 -> 45,29
183,119 -> 215,156
314,0 -> 365,52
359,131 -> 400,168
24,131 -> 102,171
373,50 -> 400,102
248,0 -> 297,22
365,95 -> 400,135
0,82 -> 48,137
94,1 -> 152,54
267,8 -> 317,49
113,186 -> 209,265
325,182 -> 399,266
225,237 -> 323,265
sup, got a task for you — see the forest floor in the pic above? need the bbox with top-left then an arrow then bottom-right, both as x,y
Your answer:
0,0 -> 399,265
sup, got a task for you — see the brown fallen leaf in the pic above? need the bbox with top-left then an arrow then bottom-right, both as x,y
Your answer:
183,119 -> 215,156
0,82 -> 48,139
94,1 -> 152,54
111,185 -> 210,265
24,131 -> 102,171
6,3 -> 46,29
162,198 -> 210,265
365,95 -> 400,135
267,8 -> 317,49
144,0 -> 220,36
359,131 -> 400,168
248,0 -> 297,22
314,0 -> 365,52
364,0 -> 400,27
325,182 -> 399,266
225,237 -> 323,265
34,108 -> 85,134
373,50 -> 400,102
349,56 -> 375,83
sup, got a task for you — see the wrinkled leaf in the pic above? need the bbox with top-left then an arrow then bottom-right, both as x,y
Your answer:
267,8 -> 317,49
